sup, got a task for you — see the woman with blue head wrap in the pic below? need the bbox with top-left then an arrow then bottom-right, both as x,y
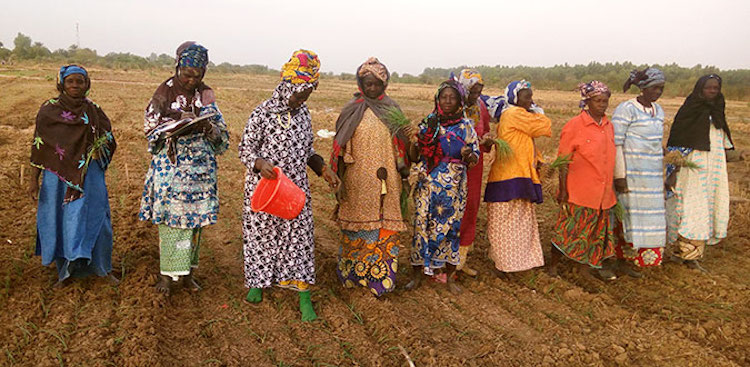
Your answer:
139,42 -> 229,295
29,64 -> 118,287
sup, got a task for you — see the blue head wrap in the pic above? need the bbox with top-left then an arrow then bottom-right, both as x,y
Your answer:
58,65 -> 87,83
178,44 -> 209,69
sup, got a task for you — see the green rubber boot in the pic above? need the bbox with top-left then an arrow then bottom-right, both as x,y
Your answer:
245,288 -> 262,303
299,291 -> 317,322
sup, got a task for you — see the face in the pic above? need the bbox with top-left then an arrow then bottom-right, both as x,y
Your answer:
516,88 -> 533,110
177,67 -> 204,90
63,73 -> 87,98
288,87 -> 314,110
641,83 -> 664,103
701,78 -> 720,100
467,84 -> 484,104
361,74 -> 385,99
586,94 -> 610,116
438,87 -> 461,115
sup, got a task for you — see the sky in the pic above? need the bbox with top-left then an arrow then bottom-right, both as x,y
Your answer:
2,0 -> 749,75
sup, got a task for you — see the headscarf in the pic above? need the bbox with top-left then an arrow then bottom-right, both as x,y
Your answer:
58,65 -> 89,87
280,49 -> 321,86
622,67 -> 666,92
31,65 -> 116,202
577,80 -> 611,109
177,43 -> 209,69
357,57 -> 389,86
667,74 -> 732,152
418,80 -> 466,172
457,68 -> 484,97
479,80 -> 532,119
331,57 -> 409,177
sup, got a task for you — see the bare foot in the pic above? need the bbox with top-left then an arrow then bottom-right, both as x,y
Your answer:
183,275 -> 202,292
460,266 -> 478,277
404,275 -> 423,291
447,279 -> 462,295
107,274 -> 120,286
547,264 -> 560,278
155,275 -> 171,295
53,278 -> 70,289
494,269 -> 510,280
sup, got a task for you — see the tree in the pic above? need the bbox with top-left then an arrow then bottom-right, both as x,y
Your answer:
12,33 -> 32,59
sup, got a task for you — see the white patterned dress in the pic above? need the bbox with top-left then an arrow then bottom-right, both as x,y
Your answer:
239,82 -> 318,290
612,99 -> 666,249
667,123 -> 732,246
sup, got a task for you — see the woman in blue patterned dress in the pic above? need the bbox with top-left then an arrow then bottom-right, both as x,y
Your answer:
139,42 -> 229,295
405,79 -> 480,295
612,67 -> 666,276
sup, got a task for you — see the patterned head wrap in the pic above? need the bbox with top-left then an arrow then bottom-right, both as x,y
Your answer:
622,67 -> 665,92
57,64 -> 90,94
357,57 -> 389,85
280,49 -> 321,85
504,80 -> 532,107
457,68 -> 484,94
177,43 -> 209,69
434,79 -> 466,119
577,80 -> 611,109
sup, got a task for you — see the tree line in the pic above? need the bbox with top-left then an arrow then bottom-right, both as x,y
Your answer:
2,33 -> 749,100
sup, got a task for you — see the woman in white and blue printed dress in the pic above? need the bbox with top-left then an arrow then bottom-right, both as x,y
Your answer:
139,42 -> 229,295
611,67 -> 667,277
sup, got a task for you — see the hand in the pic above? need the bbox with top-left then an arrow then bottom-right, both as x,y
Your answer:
180,111 -> 197,120
665,171 -> 677,191
322,166 -> 341,191
461,146 -> 478,166
28,180 -> 39,201
254,159 -> 277,179
480,137 -> 495,150
614,178 -> 629,193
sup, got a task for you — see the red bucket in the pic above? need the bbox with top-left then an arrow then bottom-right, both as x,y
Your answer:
251,166 -> 306,220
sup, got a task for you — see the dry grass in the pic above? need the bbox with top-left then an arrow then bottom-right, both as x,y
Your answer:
1,66 -> 749,367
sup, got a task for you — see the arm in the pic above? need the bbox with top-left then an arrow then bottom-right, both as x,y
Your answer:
508,108 -> 552,138
556,120 -> 576,203
238,111 -> 276,179
612,104 -> 630,193
28,166 -> 41,201
461,121 -> 481,167
199,102 -> 229,155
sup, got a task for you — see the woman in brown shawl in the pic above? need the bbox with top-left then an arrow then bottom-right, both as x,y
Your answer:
29,64 -> 118,287
330,57 -> 411,297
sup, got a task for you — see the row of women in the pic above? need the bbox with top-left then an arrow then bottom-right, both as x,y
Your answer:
30,42 -> 742,321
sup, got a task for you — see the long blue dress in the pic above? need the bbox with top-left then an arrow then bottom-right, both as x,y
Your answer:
36,159 -> 113,281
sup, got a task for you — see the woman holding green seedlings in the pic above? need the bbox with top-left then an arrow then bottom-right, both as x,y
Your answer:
330,57 -> 411,297
549,81 -> 617,280
484,80 -> 550,277
665,74 -> 742,270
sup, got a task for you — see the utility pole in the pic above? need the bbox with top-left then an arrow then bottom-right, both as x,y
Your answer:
76,23 -> 80,48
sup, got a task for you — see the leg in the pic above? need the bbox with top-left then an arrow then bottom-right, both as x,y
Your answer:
547,245 -> 562,277
107,273 -> 120,285
457,246 -> 478,277
404,265 -> 424,290
445,264 -> 462,295
299,290 -> 317,322
182,268 -> 202,292
245,288 -> 263,303
155,274 -> 171,295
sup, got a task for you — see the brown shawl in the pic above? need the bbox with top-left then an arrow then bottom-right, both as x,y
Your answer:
30,93 -> 116,202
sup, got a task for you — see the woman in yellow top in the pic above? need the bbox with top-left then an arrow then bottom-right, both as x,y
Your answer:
485,80 -> 551,276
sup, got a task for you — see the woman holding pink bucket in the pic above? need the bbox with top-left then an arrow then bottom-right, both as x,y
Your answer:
239,50 -> 339,321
